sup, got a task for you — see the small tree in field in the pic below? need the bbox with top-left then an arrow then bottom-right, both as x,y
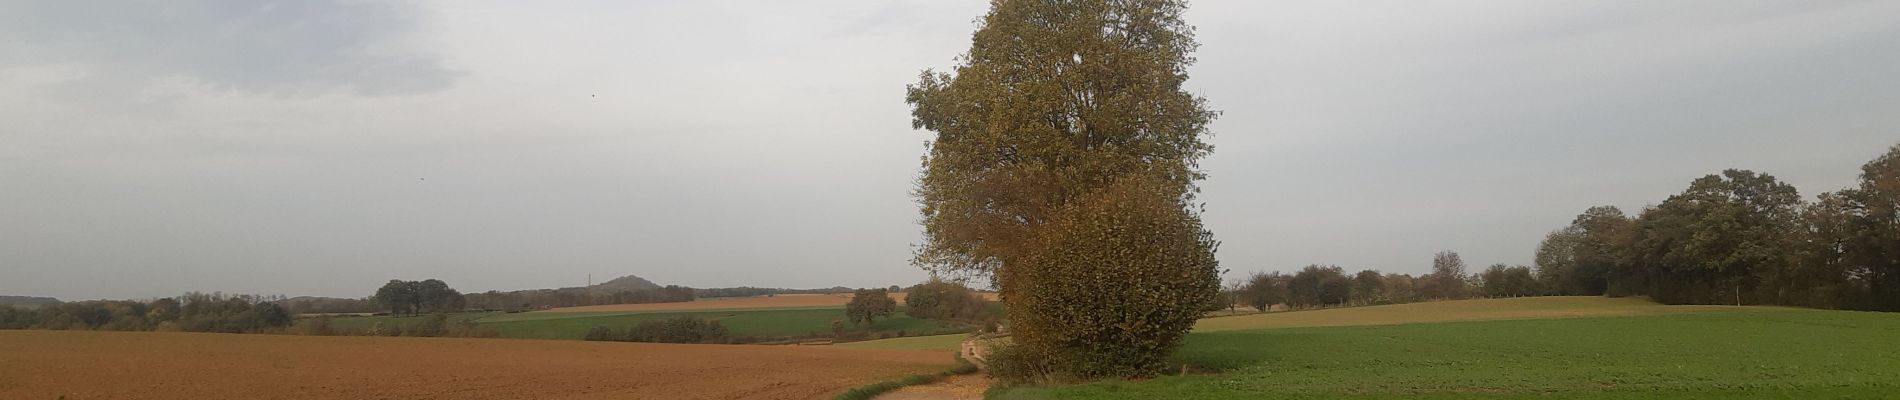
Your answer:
845,288 -> 896,326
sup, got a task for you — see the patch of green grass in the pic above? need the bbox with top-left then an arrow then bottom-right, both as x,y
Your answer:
478,307 -> 968,340
479,305 -> 848,323
997,308 -> 1900,399
833,353 -> 982,400
323,312 -> 497,332
1193,296 -> 1748,332
836,333 -> 968,351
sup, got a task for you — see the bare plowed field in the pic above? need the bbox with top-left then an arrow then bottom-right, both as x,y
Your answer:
0,330 -> 955,400
547,292 -> 1000,313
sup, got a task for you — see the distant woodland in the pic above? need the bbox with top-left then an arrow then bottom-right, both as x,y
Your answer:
1231,144 -> 1900,313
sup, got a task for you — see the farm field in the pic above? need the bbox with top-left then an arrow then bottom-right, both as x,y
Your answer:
326,311 -> 498,333
995,300 -> 1900,399
481,307 -> 966,340
841,297 -> 1684,351
1194,296 -> 1752,331
836,332 -> 968,351
316,301 -> 987,341
546,292 -> 1001,313
0,330 -> 956,400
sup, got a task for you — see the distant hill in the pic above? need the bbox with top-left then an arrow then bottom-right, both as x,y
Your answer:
589,275 -> 662,292
0,295 -> 61,309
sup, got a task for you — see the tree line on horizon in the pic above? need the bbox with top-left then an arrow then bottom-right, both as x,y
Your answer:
0,292 -> 291,333
1533,144 -> 1900,310
1229,250 -> 1543,311
281,280 -> 698,315
1230,144 -> 1900,313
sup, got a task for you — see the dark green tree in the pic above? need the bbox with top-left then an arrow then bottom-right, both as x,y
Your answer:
1351,270 -> 1386,304
904,278 -> 986,320
374,280 -> 419,315
844,288 -> 896,326
1479,264 -> 1539,297
1418,251 -> 1473,300
1238,271 -> 1288,312
1628,170 -> 1800,305
1805,145 -> 1900,310
1288,265 -> 1350,307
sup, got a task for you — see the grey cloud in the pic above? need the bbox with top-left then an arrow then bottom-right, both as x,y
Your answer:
2,1 -> 1895,300
0,1 -> 455,96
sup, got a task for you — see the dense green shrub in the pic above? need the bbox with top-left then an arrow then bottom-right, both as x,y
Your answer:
408,314 -> 448,337
904,279 -> 987,321
584,326 -> 617,341
997,176 -> 1221,381
584,317 -> 728,343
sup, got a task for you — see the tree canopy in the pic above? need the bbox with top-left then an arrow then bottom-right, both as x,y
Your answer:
905,0 -> 1220,380
373,279 -> 464,315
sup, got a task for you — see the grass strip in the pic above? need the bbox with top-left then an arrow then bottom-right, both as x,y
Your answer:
833,353 -> 982,400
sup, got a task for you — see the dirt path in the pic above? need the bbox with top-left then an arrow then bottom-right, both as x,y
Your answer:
872,373 -> 992,400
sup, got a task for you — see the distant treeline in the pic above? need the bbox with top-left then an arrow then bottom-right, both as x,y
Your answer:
295,314 -> 498,338
1530,144 -> 1900,310
1231,251 -> 1516,311
0,292 -> 291,333
694,286 -> 855,298
18,278 -> 861,319
278,279 -> 700,315
463,285 -> 695,310
0,295 -> 60,309
279,296 -> 380,315
1233,144 -> 1900,313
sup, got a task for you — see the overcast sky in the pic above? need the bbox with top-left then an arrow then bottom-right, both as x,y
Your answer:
3,1 -> 1896,300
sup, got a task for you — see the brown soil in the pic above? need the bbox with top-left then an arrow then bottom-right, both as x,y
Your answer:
547,292 -> 1000,313
0,330 -> 955,400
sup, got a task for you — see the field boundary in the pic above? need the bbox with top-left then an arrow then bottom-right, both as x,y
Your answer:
831,353 -> 982,400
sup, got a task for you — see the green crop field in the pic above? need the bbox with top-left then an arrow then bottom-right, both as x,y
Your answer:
1193,296 -> 1751,332
996,302 -> 1900,399
835,333 -> 968,351
324,311 -> 498,333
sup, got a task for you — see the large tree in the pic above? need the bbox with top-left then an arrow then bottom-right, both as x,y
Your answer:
1287,265 -> 1350,307
1238,271 -> 1289,312
1628,169 -> 1801,305
1569,206 -> 1630,295
373,280 -> 419,315
1534,229 -> 1582,294
1351,269 -> 1386,304
904,278 -> 986,321
1418,251 -> 1472,300
905,0 -> 1219,379
845,288 -> 896,326
1814,145 -> 1900,310
1538,206 -> 1632,296
1479,264 -> 1539,298
374,279 -> 464,315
